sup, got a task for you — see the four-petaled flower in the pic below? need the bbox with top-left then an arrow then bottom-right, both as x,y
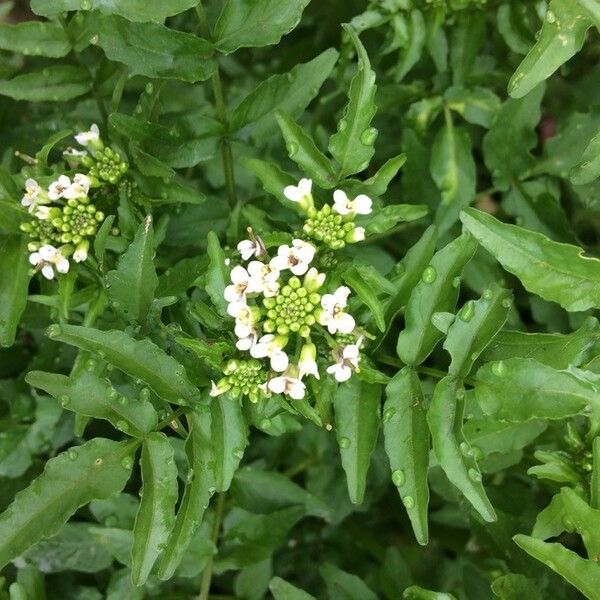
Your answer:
268,371 -> 306,400
319,286 -> 356,334
21,178 -> 44,212
237,236 -> 266,261
284,178 -> 313,204
247,260 -> 280,297
29,245 -> 70,280
48,175 -> 72,201
326,340 -> 362,382
250,334 -> 289,372
63,173 -> 91,199
75,123 -> 101,147
270,239 -> 315,276
224,265 -> 253,304
333,190 -> 372,216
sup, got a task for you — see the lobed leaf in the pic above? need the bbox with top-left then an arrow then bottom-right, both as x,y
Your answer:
383,368 -> 430,545
570,129 -> 600,185
46,324 -> 199,404
333,378 -> 381,504
461,207 -> 600,312
0,438 -> 136,570
396,232 -> 477,366
26,370 -> 157,437
427,376 -> 496,522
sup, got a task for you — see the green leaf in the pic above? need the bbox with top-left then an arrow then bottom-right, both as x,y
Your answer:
156,256 -> 207,296
404,586 -> 456,600
0,236 -> 29,347
26,370 -> 157,437
444,284 -> 513,379
36,129 -> 72,168
0,438 -> 136,570
570,130 -> 600,185
0,66 -> 90,102
395,9 -> 427,82
361,153 -> 407,196
463,419 -> 546,457
430,121 -> 476,233
131,433 -> 178,586
460,207 -> 600,312
130,145 -> 175,179
158,406 -> 215,579
46,324 -> 199,404
31,0 -> 198,20
474,358 -> 600,421
214,0 -> 311,54
320,563 -> 378,600
0,21 -> 70,57
363,204 -> 428,235
508,0 -> 591,98
96,15 -> 215,83
427,376 -> 496,522
206,231 -> 229,317
232,48 -> 338,137
479,317 -> 600,369
333,379 -> 381,504
383,367 -> 429,545
341,265 -> 386,332
560,488 -> 600,557
396,232 -> 477,366
482,85 -> 544,190
491,574 -> 543,600
328,25 -> 377,178
269,577 -> 316,600
513,534 -> 600,599
444,86 -> 501,129
106,215 -> 157,323
276,112 -> 336,188
211,394 -> 248,492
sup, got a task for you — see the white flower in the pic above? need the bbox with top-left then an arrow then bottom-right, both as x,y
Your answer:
333,190 -> 373,216
326,340 -> 361,382
237,236 -> 265,261
284,178 -> 312,203
270,239 -> 315,276
48,175 -> 71,200
73,240 -> 89,263
319,286 -> 355,334
21,178 -> 45,212
75,123 -> 100,147
250,334 -> 289,372
63,173 -> 90,199
268,371 -> 306,400
247,260 -> 280,297
29,244 -> 70,280
224,266 -> 252,303
303,267 -> 325,293
210,379 -> 230,397
231,304 -> 259,339
348,227 -> 365,242
34,206 -> 52,220
299,343 -> 319,380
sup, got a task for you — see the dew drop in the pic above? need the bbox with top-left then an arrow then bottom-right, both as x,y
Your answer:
546,10 -> 555,23
402,496 -> 414,509
94,457 -> 103,467
86,359 -> 97,371
116,420 -> 129,432
338,119 -> 347,132
287,142 -> 298,157
501,297 -> 512,309
459,300 -> 475,322
460,441 -> 471,456
491,361 -> 506,377
382,407 -> 395,423
121,456 -> 133,469
67,449 -> 78,460
482,288 -> 492,300
145,82 -> 154,94
360,127 -> 378,145
339,436 -> 351,449
80,0 -> 92,9
260,418 -> 271,429
392,469 -> 405,487
470,446 -> 483,460
452,276 -> 461,288
59,395 -> 70,407
89,35 -> 98,45
186,469 -> 194,483
421,266 -> 437,283
46,324 -> 62,338
468,468 -> 482,482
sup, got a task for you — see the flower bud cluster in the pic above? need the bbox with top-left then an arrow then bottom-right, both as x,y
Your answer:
210,179 -> 371,403
17,124 -> 124,280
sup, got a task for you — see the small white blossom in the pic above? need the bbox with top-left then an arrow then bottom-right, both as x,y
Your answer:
63,173 -> 90,199
333,190 -> 373,216
210,379 -> 230,397
237,236 -> 265,261
326,340 -> 361,382
319,286 -> 355,334
348,227 -> 365,242
231,304 -> 259,339
270,239 -> 315,276
247,260 -> 280,297
299,343 -> 319,380
48,175 -> 71,200
21,178 -> 45,212
75,123 -> 100,147
268,371 -> 306,400
303,267 -> 326,293
73,240 -> 90,263
224,266 -> 252,303
250,334 -> 289,372
284,178 -> 312,203
34,206 -> 52,220
29,244 -> 70,280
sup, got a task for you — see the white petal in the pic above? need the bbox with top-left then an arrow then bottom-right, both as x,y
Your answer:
235,321 -> 253,339
227,300 -> 246,318
230,265 -> 249,285
250,343 -> 268,359
268,377 -> 286,395
271,351 -> 289,373
320,293 -> 336,312
335,364 -> 352,382
284,185 -> 302,202
39,245 -> 56,260
269,255 -> 289,272
352,227 -> 365,241
299,178 -> 312,195
224,285 -> 242,303
353,194 -> 373,214
41,264 -> 55,280
333,286 -> 351,307
56,257 -> 70,274
236,334 -> 255,351
29,252 -> 41,266
287,379 -> 306,400
290,261 -> 309,276
335,312 -> 356,334
343,344 -> 360,361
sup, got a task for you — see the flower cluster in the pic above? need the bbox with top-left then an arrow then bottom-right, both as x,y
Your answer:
211,179 -> 371,402
19,125 -> 125,280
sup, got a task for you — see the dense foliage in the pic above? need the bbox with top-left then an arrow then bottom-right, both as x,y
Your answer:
2,0 -> 600,598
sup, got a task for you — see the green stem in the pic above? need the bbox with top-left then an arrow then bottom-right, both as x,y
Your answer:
199,493 -> 226,600
196,1 -> 237,209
